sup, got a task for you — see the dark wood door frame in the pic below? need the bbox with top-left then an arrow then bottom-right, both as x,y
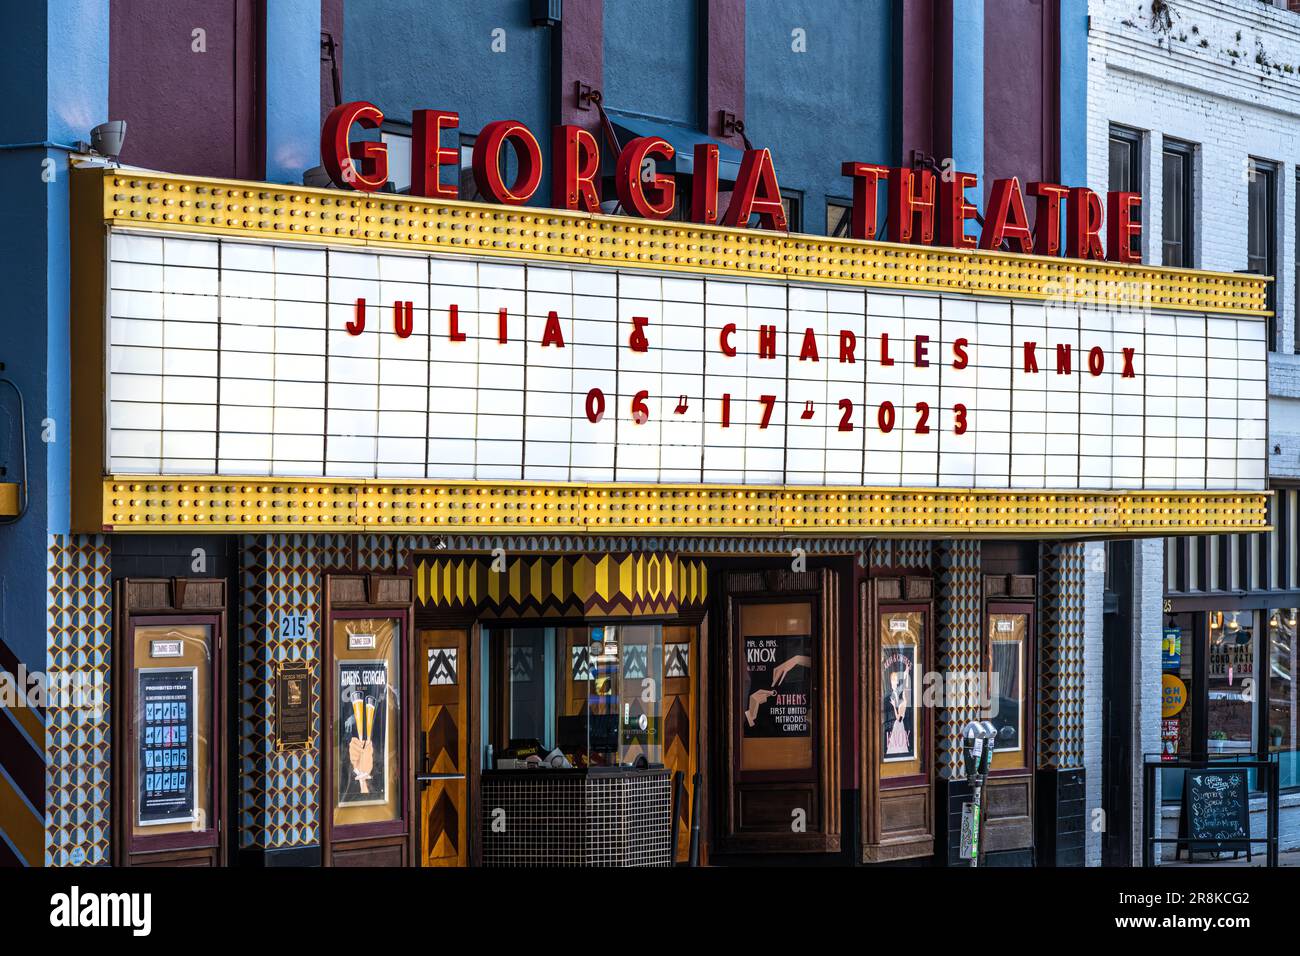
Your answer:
861,574 -> 935,862
320,573 -> 415,867
112,577 -> 228,867
717,567 -> 841,855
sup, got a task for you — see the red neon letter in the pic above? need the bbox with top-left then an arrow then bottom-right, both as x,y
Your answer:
616,136 -> 676,219
980,178 -> 1033,253
473,120 -> 543,205
552,125 -> 601,212
939,171 -> 979,249
692,143 -> 720,224
887,167 -> 936,245
1028,182 -> 1069,256
321,101 -> 388,192
722,148 -> 788,231
411,109 -> 459,199
1067,187 -> 1106,260
1107,191 -> 1142,264
840,162 -> 889,240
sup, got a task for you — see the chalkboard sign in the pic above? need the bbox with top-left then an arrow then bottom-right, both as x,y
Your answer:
1181,768 -> 1250,854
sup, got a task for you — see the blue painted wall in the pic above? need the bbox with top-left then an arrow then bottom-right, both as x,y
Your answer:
0,0 -> 108,667
1058,0 -> 1088,191
604,0 -> 699,126
265,0 -> 321,183
744,0 -> 894,234
951,0 -> 984,214
344,0 -> 552,201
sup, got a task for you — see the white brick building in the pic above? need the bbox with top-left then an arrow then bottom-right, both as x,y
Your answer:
1090,0 -> 1300,864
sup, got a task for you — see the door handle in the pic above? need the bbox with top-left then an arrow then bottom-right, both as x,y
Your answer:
416,772 -> 466,789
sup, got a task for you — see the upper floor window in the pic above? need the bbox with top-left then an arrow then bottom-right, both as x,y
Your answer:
1247,158 -> 1278,349
1109,125 -> 1143,259
826,197 -> 857,238
1161,140 -> 1194,268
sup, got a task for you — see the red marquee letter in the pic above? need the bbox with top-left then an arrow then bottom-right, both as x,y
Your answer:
552,125 -> 601,212
887,167 -> 936,245
723,148 -> 788,231
616,136 -> 676,219
1107,191 -> 1142,264
321,101 -> 388,192
840,162 -> 889,240
1067,187 -> 1106,260
1028,182 -> 1069,256
692,143 -> 720,224
980,178 -> 1033,253
939,171 -> 979,249
411,109 -> 459,199
473,120 -> 543,205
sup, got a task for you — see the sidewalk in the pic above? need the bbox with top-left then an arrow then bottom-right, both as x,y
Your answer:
1160,849 -> 1300,867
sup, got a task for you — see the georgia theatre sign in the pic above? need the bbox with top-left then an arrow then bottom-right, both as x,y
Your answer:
321,101 -> 1143,263
70,102 -> 1272,535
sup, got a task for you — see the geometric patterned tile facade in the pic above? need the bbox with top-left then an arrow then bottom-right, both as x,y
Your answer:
1038,542 -> 1087,769
934,540 -> 983,779
869,539 -> 932,569
44,533 -> 112,867
237,534 -> 348,850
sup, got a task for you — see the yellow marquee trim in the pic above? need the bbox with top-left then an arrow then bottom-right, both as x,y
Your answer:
95,477 -> 1270,538
79,166 -> 1269,316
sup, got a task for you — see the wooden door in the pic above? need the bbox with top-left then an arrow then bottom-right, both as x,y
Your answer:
418,628 -> 471,867
718,568 -> 841,854
113,577 -> 228,867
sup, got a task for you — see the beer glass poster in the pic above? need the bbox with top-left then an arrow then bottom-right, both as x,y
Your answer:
881,640 -> 918,762
742,635 -> 811,737
338,660 -> 389,805
138,668 -> 197,825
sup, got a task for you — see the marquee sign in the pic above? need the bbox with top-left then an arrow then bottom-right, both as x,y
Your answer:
99,231 -> 1265,493
69,167 -> 1271,536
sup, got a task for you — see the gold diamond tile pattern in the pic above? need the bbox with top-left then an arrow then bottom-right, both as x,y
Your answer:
45,534 -> 113,867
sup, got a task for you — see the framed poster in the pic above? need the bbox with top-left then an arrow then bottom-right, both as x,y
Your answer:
137,667 -> 197,826
274,660 -> 312,751
881,623 -> 919,763
337,659 -> 389,806
990,617 -> 1025,754
742,634 -> 812,738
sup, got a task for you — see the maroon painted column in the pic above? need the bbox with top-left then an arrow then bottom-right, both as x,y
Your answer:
701,0 -> 745,145
554,0 -> 603,134
897,0 -> 939,167
321,0 -> 344,124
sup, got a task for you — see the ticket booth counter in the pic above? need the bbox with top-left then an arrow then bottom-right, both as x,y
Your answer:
478,623 -> 688,866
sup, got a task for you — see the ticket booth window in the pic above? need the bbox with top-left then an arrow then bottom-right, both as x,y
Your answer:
488,624 -> 665,768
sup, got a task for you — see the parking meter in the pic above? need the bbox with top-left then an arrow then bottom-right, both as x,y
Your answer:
960,721 -> 998,866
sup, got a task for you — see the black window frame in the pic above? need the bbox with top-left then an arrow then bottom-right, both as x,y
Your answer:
1109,125 -> 1144,260
1247,157 -> 1279,349
825,196 -> 853,238
1161,138 -> 1194,268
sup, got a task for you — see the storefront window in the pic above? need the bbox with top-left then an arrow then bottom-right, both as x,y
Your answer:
489,624 -> 665,769
1268,609 -> 1298,789
332,617 -> 402,827
1207,610 -> 1257,756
